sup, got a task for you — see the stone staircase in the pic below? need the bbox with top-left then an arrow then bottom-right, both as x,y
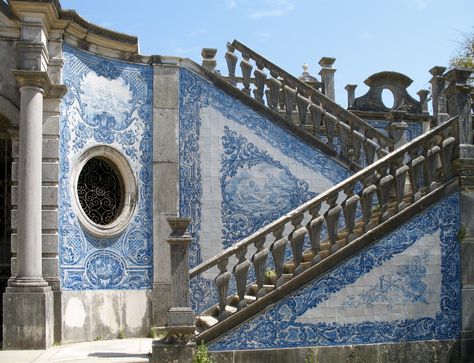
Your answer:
190,115 -> 459,344
210,40 -> 403,169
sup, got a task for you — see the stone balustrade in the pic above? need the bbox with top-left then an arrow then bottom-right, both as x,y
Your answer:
190,115 -> 459,338
213,40 -> 396,168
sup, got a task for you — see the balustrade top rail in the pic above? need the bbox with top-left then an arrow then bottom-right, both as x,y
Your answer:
190,116 -> 458,278
229,40 -> 395,148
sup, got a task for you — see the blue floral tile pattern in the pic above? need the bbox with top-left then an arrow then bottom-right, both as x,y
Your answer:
59,44 -> 153,290
179,68 -> 351,313
210,193 -> 460,350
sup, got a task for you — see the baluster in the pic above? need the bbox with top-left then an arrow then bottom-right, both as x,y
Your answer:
376,170 -> 394,223
364,138 -> 379,165
342,185 -> 360,244
339,121 -> 352,159
408,149 -> 425,202
309,103 -> 323,137
264,89 -> 271,108
283,85 -> 297,122
225,42 -> 238,86
270,225 -> 287,287
360,179 -> 378,233
324,193 -> 342,254
296,93 -> 310,127
440,136 -> 455,179
233,246 -> 251,310
289,213 -> 307,276
267,73 -> 281,110
324,112 -> 339,148
393,154 -> 409,212
251,235 -> 269,298
351,130 -> 365,165
307,204 -> 325,264
215,258 -> 231,321
279,81 -> 286,110
253,62 -> 267,104
424,144 -> 441,191
240,53 -> 253,97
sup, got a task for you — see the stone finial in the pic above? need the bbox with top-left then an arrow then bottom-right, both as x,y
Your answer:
298,63 -> 320,89
345,84 -> 357,109
201,48 -> 217,72
417,89 -> 430,115
318,57 -> 337,101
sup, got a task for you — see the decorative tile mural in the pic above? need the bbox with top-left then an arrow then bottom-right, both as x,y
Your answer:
210,193 -> 460,350
59,44 -> 153,290
179,68 -> 352,312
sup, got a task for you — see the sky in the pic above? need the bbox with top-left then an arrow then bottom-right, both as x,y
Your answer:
59,0 -> 473,107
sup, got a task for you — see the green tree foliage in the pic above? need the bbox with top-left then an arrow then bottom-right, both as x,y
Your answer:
449,28 -> 474,69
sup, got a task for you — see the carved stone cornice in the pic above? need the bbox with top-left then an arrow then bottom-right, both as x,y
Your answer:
12,70 -> 67,98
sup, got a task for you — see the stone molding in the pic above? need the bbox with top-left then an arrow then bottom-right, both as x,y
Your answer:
12,69 -> 66,98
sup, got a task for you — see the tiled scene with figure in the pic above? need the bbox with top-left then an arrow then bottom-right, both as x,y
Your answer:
0,1 -> 472,362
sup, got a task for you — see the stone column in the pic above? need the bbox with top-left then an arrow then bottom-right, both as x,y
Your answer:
429,66 -> 449,126
345,84 -> 357,109
318,57 -> 336,101
152,217 -> 196,363
417,89 -> 430,115
3,71 -> 53,349
445,67 -> 474,362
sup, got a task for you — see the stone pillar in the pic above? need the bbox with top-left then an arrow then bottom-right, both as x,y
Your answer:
429,66 -> 449,126
152,58 -> 180,327
345,84 -> 357,109
445,68 -> 474,362
152,217 -> 196,363
417,89 -> 430,115
318,57 -> 336,101
201,48 -> 217,73
3,71 -> 52,349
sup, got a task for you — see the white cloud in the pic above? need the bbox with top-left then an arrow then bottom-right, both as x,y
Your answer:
189,29 -> 208,38
247,0 -> 295,19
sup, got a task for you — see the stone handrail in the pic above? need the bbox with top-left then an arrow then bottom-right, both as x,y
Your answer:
220,39 -> 395,167
190,117 -> 458,321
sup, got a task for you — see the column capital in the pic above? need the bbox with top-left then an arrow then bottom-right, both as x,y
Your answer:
318,57 -> 336,68
12,70 -> 67,98
444,68 -> 472,96
429,65 -> 447,77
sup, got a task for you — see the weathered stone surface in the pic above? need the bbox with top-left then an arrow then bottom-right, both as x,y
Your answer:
153,65 -> 179,109
2,287 -> 54,350
151,341 -> 195,363
208,340 -> 460,363
59,290 -> 152,343
153,107 -> 178,163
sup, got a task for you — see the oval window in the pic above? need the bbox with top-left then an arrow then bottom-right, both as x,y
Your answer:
71,146 -> 136,238
77,157 -> 124,225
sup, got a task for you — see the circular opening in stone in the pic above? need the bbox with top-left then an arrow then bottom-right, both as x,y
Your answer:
71,146 -> 136,238
381,88 -> 395,109
77,157 -> 125,226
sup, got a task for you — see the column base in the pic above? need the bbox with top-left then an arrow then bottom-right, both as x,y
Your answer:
9,276 -> 49,288
2,285 -> 54,349
151,334 -> 196,363
167,306 -> 195,327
